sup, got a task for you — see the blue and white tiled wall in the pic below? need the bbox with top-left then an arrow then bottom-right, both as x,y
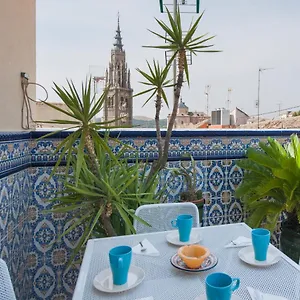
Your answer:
0,133 -> 32,299
0,129 -> 295,299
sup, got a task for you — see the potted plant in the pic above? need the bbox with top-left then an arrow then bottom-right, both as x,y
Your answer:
39,79 -> 162,263
173,156 -> 204,222
235,134 -> 300,263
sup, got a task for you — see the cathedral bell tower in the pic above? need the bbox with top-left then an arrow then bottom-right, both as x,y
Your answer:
104,15 -> 133,127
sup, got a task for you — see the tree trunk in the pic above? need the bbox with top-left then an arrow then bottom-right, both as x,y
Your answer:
84,132 -> 117,236
101,214 -> 117,236
147,94 -> 163,181
155,93 -> 163,158
149,50 -> 186,177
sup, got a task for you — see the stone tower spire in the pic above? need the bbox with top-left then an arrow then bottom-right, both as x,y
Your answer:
104,13 -> 133,127
113,13 -> 123,51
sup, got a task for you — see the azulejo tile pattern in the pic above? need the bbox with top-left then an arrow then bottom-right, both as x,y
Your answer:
0,130 -> 297,299
0,169 -> 32,300
28,166 -> 82,300
30,130 -> 297,163
0,139 -> 31,176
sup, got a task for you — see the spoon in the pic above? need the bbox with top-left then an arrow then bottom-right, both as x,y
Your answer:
139,241 -> 147,252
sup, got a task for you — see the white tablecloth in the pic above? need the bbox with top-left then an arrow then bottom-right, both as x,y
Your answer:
73,223 -> 300,300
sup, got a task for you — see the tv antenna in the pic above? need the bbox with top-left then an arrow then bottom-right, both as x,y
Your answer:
227,88 -> 232,110
257,67 -> 274,128
205,85 -> 211,117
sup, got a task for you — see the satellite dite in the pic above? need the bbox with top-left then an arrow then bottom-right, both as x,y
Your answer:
159,0 -> 200,14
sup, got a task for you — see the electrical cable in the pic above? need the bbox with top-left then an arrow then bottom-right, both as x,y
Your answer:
21,79 -> 49,129
249,105 -> 300,117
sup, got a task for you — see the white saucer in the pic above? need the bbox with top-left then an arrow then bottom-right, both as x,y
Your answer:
166,230 -> 202,246
238,246 -> 281,267
93,265 -> 145,293
170,253 -> 218,272
195,294 -> 241,300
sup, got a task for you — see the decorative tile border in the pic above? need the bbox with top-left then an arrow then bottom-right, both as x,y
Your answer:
0,132 -> 30,142
0,132 -> 31,179
30,129 -> 300,139
30,129 -> 296,165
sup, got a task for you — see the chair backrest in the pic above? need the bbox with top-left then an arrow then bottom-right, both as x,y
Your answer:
133,202 -> 200,234
0,259 -> 16,300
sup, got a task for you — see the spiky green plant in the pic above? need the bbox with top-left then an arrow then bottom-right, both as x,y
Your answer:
135,7 -> 219,178
39,78 -> 159,237
235,134 -> 300,232
39,79 -> 122,236
50,137 -> 161,264
135,60 -> 173,160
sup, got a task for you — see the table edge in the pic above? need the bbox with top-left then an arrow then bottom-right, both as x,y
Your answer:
73,239 -> 95,300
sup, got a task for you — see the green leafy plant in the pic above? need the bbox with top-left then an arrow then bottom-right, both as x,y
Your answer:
292,110 -> 300,117
235,134 -> 300,232
50,138 -> 161,263
135,7 -> 219,180
40,78 -> 160,241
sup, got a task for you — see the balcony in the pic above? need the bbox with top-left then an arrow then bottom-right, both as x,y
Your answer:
2,0 -> 300,298
0,128 -> 295,299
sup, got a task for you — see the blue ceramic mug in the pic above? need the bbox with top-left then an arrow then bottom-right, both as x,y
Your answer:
171,214 -> 193,242
109,245 -> 132,285
206,272 -> 240,300
252,228 -> 270,261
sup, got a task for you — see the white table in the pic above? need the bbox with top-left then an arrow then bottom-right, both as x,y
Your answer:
73,223 -> 300,300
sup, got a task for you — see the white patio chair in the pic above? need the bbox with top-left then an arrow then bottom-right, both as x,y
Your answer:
0,259 -> 16,300
133,202 -> 200,234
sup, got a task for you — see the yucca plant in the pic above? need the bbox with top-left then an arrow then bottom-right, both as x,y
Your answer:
39,78 -> 159,238
235,134 -> 300,232
136,60 -> 173,162
135,7 -> 219,179
50,137 -> 161,264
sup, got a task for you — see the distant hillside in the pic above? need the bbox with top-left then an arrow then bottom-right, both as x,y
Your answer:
133,116 -> 153,121
132,117 -> 167,128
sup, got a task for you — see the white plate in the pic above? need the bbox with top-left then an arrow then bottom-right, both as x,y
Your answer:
238,246 -> 281,267
170,253 -> 218,272
166,230 -> 202,246
195,294 -> 241,300
93,265 -> 145,293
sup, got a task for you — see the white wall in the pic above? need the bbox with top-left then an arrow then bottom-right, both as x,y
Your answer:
234,109 -> 250,126
0,0 -> 36,131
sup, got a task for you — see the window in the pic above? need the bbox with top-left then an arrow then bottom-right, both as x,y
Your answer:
108,97 -> 114,108
118,71 -> 121,86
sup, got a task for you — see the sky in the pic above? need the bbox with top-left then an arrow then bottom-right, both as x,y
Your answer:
36,0 -> 300,119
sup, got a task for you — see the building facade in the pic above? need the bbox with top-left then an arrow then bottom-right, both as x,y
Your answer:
230,107 -> 250,126
103,17 -> 133,127
210,107 -> 250,128
0,0 -> 36,130
170,98 -> 209,128
35,102 -> 75,128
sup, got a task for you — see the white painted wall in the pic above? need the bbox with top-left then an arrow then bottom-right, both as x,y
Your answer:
0,0 -> 36,131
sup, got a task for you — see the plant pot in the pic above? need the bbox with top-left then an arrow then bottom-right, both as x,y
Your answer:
180,198 -> 204,224
280,225 -> 300,264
